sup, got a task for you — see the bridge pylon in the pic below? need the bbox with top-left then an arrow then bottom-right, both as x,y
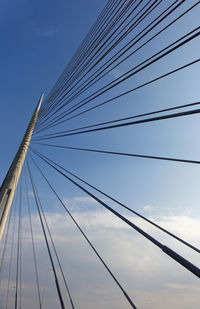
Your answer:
0,93 -> 44,239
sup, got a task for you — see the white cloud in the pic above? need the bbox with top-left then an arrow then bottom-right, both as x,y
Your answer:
62,196 -> 98,205
143,204 -> 153,211
1,211 -> 200,309
73,196 -> 98,204
62,196 -> 100,213
167,282 -> 200,290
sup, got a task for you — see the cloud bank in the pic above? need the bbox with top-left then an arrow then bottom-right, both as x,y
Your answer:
0,208 -> 200,309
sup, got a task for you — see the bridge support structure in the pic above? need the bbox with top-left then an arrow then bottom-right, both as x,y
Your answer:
0,93 -> 44,239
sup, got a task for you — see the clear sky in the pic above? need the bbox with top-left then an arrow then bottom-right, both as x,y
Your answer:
0,1 -> 200,308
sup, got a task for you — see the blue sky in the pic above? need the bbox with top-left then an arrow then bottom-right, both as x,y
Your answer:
0,0 -> 200,308
0,0 -> 107,180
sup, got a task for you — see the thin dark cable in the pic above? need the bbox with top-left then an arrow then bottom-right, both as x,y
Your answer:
19,184 -> 22,309
33,97 -> 200,141
52,0 -> 135,92
40,0 -> 116,106
38,0 -> 133,122
35,100 -> 200,137
40,0 -> 119,116
41,0 -> 116,110
15,177 -> 22,309
36,0 -> 174,129
24,170 -> 42,309
28,153 -> 138,309
49,17 -> 199,126
54,0 -> 122,87
29,167 -> 75,309
26,160 -> 66,309
38,0 -> 170,123
38,0 -> 153,122
35,57 -> 200,137
30,149 -> 200,279
30,148 -> 200,254
37,28 -> 200,133
41,268 -> 52,307
31,139 -> 200,166
36,0 -> 188,130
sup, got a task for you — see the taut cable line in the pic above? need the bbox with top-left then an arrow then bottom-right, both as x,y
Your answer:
30,148 -> 200,279
28,153 -> 138,309
30,147 -> 200,254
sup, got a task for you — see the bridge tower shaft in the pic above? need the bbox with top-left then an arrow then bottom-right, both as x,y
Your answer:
0,93 -> 44,239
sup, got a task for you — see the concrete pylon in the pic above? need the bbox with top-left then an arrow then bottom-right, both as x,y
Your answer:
0,93 -> 44,240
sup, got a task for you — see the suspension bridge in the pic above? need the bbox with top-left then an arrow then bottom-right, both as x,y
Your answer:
0,0 -> 200,308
